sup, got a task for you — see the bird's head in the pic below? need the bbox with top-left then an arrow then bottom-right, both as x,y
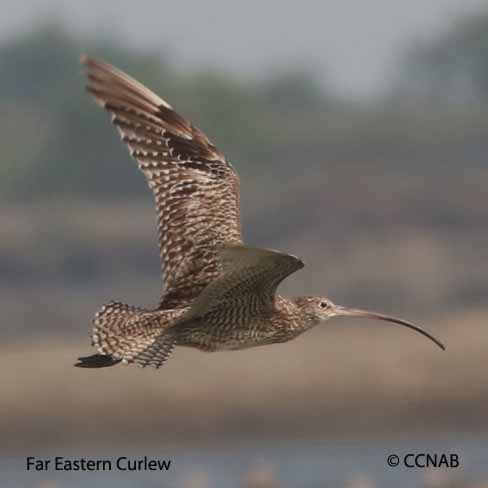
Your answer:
294,296 -> 445,350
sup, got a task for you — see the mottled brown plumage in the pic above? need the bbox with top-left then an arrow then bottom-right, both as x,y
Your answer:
82,56 -> 241,309
76,57 -> 444,370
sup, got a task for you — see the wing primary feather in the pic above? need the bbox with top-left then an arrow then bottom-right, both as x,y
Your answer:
82,55 -> 242,305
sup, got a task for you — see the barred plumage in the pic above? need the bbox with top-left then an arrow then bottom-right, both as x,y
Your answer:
82,55 -> 241,308
90,301 -> 186,367
75,56 -> 444,370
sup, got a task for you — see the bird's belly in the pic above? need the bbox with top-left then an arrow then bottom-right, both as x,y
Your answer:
211,331 -> 275,351
177,324 -> 286,352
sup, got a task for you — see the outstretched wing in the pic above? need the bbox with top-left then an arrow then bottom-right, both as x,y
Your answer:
82,56 -> 242,307
179,244 -> 304,324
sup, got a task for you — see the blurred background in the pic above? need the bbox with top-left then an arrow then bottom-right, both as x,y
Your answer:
1,0 -> 488,487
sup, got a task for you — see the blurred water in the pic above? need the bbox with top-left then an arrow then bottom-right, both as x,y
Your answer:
2,437 -> 487,488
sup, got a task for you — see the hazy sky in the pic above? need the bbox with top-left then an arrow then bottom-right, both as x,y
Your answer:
2,0 -> 487,96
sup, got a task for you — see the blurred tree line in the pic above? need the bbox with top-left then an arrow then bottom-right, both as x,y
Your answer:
1,9 -> 488,203
395,9 -> 488,103
0,21 -> 332,202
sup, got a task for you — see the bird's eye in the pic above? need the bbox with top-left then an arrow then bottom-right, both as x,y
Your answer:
320,301 -> 329,309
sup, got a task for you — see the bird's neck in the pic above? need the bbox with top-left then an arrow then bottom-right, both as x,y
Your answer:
276,296 -> 316,332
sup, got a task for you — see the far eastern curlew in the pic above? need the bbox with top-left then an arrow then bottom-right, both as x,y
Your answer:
75,56 -> 444,369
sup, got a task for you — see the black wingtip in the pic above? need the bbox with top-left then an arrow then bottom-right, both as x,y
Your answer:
74,353 -> 122,368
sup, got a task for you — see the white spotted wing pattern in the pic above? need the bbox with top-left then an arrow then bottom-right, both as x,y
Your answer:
82,56 -> 242,307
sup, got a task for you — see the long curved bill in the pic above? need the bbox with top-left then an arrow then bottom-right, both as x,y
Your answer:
332,305 -> 445,351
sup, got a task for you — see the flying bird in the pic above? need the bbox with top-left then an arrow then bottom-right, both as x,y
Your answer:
76,56 -> 444,369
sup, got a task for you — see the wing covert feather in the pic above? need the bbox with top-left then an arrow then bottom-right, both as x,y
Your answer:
181,244 -> 304,321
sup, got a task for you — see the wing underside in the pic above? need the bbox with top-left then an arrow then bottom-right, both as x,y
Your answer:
82,56 -> 242,306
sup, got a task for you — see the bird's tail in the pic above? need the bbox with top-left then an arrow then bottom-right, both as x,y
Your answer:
75,301 -> 176,368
